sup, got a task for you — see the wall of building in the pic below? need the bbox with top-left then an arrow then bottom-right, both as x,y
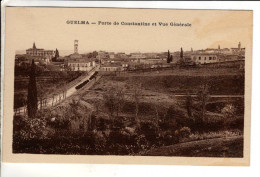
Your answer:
191,54 -> 218,64
100,66 -> 122,71
68,61 -> 96,71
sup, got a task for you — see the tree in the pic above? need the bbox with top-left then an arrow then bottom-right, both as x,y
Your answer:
179,47 -> 185,65
180,47 -> 183,59
103,86 -> 125,117
196,84 -> 209,123
27,59 -> 38,118
115,86 -> 125,117
103,86 -> 125,128
55,48 -> 59,59
167,50 -> 172,63
103,88 -> 117,120
185,93 -> 193,119
132,82 -> 142,129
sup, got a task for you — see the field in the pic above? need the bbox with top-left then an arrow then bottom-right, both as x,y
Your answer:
13,65 -> 245,156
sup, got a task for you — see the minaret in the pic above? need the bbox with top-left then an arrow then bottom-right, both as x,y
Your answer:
74,40 -> 78,53
238,42 -> 241,50
218,45 -> 220,50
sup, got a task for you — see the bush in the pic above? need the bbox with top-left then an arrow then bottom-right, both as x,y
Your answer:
14,116 -> 48,140
179,127 -> 191,138
139,121 -> 158,144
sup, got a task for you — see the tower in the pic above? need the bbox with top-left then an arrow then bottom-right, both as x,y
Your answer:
218,45 -> 220,50
33,42 -> 36,49
74,40 -> 78,53
238,42 -> 241,50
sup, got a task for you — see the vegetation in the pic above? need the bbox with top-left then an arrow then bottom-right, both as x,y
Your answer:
14,68 -> 84,109
27,60 -> 38,118
13,65 -> 244,157
167,50 -> 173,63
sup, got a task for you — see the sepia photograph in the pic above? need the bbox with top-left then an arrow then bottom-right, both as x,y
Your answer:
2,7 -> 252,165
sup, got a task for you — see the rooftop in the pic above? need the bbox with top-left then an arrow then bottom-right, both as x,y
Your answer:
68,58 -> 96,63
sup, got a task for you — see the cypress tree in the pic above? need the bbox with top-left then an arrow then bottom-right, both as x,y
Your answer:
180,47 -> 183,59
55,48 -> 59,59
27,59 -> 38,118
180,47 -> 184,65
167,50 -> 171,63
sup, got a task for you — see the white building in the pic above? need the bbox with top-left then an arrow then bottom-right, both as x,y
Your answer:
68,59 -> 96,71
191,54 -> 219,64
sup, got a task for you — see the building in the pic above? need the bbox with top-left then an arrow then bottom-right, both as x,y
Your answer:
26,42 -> 54,63
129,53 -> 146,60
100,63 -> 123,72
66,40 -> 96,71
231,42 -> 245,55
139,58 -> 166,64
67,58 -> 96,71
143,53 -> 159,59
109,52 -> 115,59
97,51 -> 109,59
191,53 -> 219,64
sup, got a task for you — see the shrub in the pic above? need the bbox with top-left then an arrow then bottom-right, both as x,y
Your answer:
139,121 -> 158,144
222,104 -> 236,118
179,127 -> 191,138
16,117 -> 48,140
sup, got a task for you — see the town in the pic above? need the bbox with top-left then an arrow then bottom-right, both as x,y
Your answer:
15,40 -> 245,73
13,40 -> 245,157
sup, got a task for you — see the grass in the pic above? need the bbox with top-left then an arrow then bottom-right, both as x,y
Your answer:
99,74 -> 244,95
143,135 -> 243,157
180,130 -> 243,143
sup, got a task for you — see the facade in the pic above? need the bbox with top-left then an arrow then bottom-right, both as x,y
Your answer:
191,54 -> 219,64
68,59 -> 96,71
26,43 -> 54,63
100,63 -> 123,72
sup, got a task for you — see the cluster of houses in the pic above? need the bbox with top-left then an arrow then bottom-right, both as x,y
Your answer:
15,41 -> 245,72
97,42 -> 245,71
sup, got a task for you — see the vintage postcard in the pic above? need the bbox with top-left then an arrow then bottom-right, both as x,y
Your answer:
2,7 -> 252,165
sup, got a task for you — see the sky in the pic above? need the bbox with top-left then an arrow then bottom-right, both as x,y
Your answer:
6,7 -> 252,55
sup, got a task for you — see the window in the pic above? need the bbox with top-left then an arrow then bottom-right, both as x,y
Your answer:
209,57 -> 212,60
199,57 -> 201,60
204,57 -> 206,60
